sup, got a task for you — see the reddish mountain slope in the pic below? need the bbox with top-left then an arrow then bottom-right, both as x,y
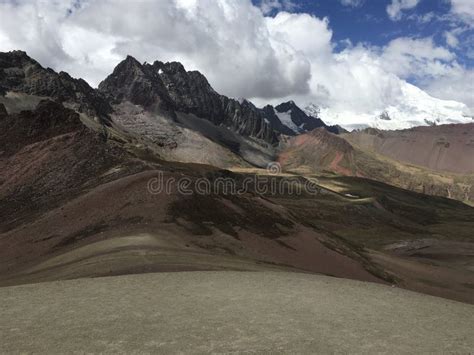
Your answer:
278,127 -> 474,204
345,124 -> 474,174
278,129 -> 359,175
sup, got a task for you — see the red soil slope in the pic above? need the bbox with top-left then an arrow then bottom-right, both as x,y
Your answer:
345,124 -> 474,174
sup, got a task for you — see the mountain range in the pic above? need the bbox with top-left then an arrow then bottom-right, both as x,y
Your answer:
1,50 -> 474,306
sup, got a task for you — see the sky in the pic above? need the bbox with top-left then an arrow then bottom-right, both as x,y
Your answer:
0,0 -> 473,115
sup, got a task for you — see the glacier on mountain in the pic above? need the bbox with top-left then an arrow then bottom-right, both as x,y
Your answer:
305,83 -> 473,131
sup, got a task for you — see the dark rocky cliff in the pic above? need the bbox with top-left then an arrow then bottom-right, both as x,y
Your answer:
99,56 -> 277,143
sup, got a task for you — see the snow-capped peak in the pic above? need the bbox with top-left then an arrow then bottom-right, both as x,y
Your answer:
305,83 -> 473,131
305,103 -> 321,118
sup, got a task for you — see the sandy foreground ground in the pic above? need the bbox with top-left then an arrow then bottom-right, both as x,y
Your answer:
1,271 -> 473,354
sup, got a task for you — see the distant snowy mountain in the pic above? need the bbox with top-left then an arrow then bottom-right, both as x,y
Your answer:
305,83 -> 473,131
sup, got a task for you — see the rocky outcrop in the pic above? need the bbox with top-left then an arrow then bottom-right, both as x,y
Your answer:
0,51 -> 112,122
99,57 -> 277,143
222,98 -> 275,142
152,61 -> 222,121
0,100 -> 85,155
0,103 -> 7,117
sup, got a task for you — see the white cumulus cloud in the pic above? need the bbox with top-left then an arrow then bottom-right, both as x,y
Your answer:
387,0 -> 421,21
450,0 -> 474,22
0,0 -> 472,117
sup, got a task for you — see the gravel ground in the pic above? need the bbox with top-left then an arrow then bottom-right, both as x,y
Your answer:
1,271 -> 473,354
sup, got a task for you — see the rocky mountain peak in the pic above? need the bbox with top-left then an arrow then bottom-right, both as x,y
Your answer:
275,100 -> 298,112
275,100 -> 302,114
0,50 -> 34,68
274,101 -> 323,132
268,100 -> 344,135
101,55 -> 143,81
152,60 -> 217,100
0,51 -> 42,95
0,50 -> 112,122
125,54 -> 141,64
260,105 -> 296,136
153,60 -> 187,75
98,55 -> 174,111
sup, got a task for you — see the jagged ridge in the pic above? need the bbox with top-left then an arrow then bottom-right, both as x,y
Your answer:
99,57 -> 277,143
0,51 -> 112,122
